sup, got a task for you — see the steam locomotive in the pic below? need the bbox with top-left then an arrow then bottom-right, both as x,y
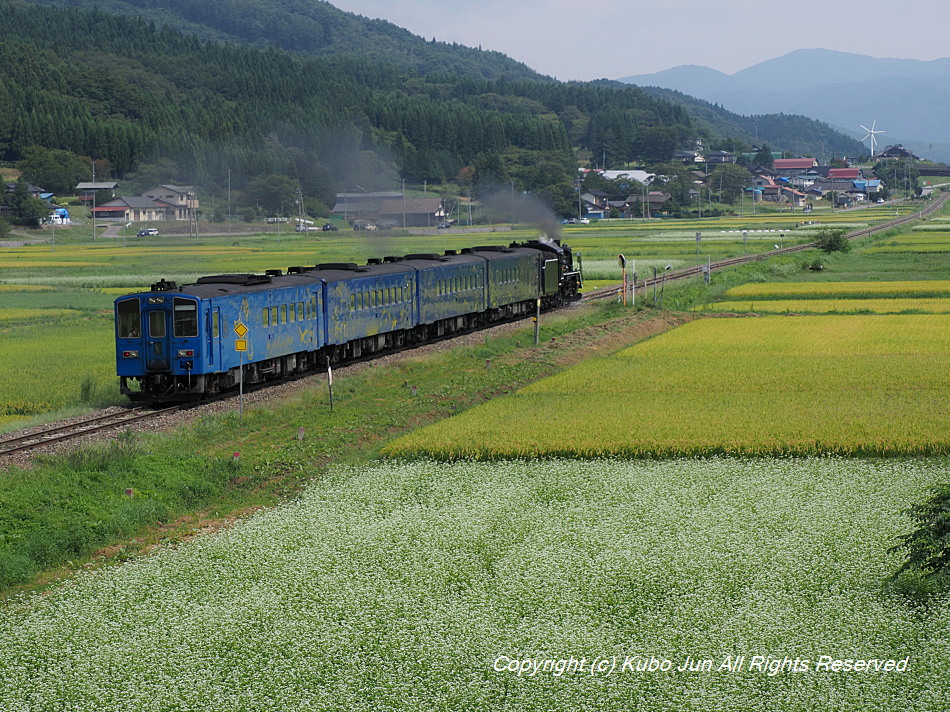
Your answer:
114,239 -> 581,402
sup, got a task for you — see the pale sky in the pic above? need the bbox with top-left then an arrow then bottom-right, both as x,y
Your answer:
329,0 -> 950,79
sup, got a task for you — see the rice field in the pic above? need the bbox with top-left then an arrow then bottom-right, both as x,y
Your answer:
0,319 -> 117,417
383,315 -> 950,459
707,299 -> 950,314
724,281 -> 950,299
703,298 -> 950,314
866,232 -> 950,253
0,308 -> 81,323
1,457 -> 946,711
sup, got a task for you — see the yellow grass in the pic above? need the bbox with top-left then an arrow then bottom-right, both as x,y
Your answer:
0,285 -> 54,292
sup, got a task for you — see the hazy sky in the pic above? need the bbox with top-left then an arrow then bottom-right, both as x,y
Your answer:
329,0 -> 950,79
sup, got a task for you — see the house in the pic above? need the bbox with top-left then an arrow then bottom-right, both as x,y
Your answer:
827,167 -> 862,181
673,150 -> 704,164
75,181 -> 118,204
624,191 -> 672,217
877,145 -> 920,160
706,150 -> 735,164
780,186 -> 808,207
376,197 -> 446,228
581,190 -> 609,212
598,169 -> 655,185
141,185 -> 199,221
772,158 -> 819,176
331,192 -> 403,221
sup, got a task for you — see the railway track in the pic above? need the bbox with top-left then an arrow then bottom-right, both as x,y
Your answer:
585,191 -> 950,302
0,406 -> 180,458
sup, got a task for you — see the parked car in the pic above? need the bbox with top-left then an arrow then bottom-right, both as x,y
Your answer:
136,228 -> 159,236
322,223 -> 339,231
437,222 -> 452,229
578,217 -> 591,224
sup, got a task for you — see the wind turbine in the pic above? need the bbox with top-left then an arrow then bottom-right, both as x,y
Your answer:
860,120 -> 885,158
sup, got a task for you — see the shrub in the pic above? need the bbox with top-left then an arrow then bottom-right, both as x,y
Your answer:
890,483 -> 950,591
814,226 -> 851,253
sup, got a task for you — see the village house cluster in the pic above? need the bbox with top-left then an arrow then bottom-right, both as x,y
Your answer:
578,144 -> 926,219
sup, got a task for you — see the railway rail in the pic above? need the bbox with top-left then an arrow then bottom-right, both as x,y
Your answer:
0,406 -> 180,458
586,191 -> 950,302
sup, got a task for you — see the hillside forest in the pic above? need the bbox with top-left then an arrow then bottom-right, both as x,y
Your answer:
0,0 -> 866,218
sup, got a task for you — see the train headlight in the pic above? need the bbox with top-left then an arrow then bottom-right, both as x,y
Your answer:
177,349 -> 195,357
122,350 -> 139,358
147,296 -> 165,304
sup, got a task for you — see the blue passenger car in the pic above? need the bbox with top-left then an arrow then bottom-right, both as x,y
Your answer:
115,238 -> 582,402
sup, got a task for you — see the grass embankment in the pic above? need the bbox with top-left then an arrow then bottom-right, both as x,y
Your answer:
0,302 -> 683,594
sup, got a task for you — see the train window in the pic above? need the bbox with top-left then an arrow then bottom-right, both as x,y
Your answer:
173,298 -> 198,337
311,296 -> 317,316
212,311 -> 219,338
297,302 -> 303,321
117,299 -> 140,338
262,308 -> 270,327
148,310 -> 166,338
289,303 -> 296,323
281,304 -> 287,323
270,306 -> 277,325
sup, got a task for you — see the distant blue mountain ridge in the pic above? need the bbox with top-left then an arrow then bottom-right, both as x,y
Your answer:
619,49 -> 950,163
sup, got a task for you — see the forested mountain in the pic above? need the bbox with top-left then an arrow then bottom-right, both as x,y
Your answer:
1,0 -> 867,218
27,0 -> 545,80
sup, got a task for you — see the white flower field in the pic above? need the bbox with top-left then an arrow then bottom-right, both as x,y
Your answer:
2,457 -> 948,710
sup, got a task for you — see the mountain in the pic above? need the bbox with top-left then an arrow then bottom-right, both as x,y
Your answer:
620,49 -> 950,162
0,0 -> 873,220
26,0 -> 546,80
633,86 -> 866,160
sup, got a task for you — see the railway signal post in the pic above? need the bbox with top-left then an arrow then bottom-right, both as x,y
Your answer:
235,321 -> 248,419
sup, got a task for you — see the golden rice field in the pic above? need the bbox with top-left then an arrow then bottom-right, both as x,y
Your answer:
725,280 -> 950,299
0,308 -> 80,322
0,261 -> 104,268
0,284 -> 53,292
703,298 -> 950,314
383,315 -> 950,459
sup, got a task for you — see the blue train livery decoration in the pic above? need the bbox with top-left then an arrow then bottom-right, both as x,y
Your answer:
114,239 -> 582,402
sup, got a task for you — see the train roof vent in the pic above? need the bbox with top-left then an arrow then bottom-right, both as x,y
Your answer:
366,258 -> 382,265
150,278 -> 177,292
195,274 -> 272,286
470,245 -> 513,253
265,268 -> 283,277
460,248 -> 473,255
315,262 -> 369,272
443,250 -> 457,256
404,253 -> 449,261
383,255 -> 403,263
